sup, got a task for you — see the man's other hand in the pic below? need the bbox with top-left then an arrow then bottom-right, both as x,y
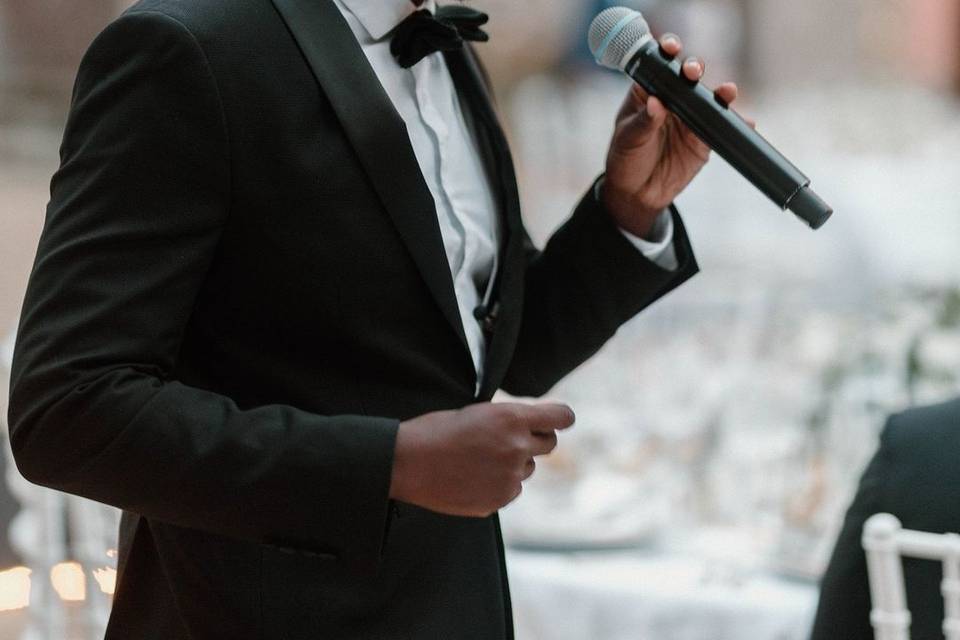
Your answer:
601,33 -> 755,239
390,402 -> 576,517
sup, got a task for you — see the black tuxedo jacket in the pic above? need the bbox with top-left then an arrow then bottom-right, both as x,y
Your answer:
7,0 -> 697,637
811,398 -> 960,640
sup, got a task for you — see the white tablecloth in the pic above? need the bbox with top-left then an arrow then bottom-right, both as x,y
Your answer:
507,549 -> 818,640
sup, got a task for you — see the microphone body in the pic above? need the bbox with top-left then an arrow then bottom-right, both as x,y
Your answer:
590,9 -> 833,229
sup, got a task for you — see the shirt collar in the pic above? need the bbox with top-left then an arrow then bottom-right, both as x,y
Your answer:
340,0 -> 437,41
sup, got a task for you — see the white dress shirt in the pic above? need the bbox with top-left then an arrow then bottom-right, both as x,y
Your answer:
333,0 -> 677,387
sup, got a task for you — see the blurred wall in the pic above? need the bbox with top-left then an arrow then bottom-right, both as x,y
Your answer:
0,1 -> 133,126
905,0 -> 960,90
739,0 -> 960,92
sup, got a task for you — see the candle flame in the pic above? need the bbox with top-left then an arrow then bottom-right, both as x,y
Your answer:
92,567 -> 117,595
0,566 -> 31,611
50,562 -> 86,602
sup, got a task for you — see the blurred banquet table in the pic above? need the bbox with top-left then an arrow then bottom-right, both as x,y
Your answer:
506,549 -> 819,640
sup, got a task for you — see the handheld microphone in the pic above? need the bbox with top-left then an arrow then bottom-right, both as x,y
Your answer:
588,8 -> 833,230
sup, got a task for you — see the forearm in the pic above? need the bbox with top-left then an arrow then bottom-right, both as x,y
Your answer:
9,365 -> 398,568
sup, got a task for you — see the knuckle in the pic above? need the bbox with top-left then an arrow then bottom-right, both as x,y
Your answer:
510,434 -> 529,454
500,481 -> 522,505
496,437 -> 528,465
494,438 -> 515,464
498,404 -> 525,428
497,445 -> 517,466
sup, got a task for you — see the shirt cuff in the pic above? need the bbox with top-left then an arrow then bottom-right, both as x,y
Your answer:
593,176 -> 679,272
617,209 -> 678,271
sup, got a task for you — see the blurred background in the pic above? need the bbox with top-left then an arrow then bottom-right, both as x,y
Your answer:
1,0 -> 959,638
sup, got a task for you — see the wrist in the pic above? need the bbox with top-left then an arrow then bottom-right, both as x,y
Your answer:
598,177 -> 661,240
389,420 -> 422,503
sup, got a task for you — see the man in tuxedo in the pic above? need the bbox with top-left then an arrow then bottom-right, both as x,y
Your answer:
7,0 -> 745,637
812,398 -> 960,640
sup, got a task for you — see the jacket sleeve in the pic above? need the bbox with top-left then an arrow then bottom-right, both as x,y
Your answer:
501,179 -> 698,397
6,10 -> 397,575
809,418 -> 893,640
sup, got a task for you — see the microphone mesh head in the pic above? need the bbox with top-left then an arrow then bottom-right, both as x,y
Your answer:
588,7 -> 651,70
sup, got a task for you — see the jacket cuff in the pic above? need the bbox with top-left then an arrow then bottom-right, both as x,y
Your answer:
267,415 -> 400,578
578,175 -> 697,287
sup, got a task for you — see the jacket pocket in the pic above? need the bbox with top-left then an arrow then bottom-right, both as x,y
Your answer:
259,542 -> 339,639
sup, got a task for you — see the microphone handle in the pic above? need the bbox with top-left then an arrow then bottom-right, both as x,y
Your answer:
625,41 -> 832,229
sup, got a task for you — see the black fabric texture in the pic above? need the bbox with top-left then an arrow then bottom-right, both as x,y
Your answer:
7,0 -> 698,637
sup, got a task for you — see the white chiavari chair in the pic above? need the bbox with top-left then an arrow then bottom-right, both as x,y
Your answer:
863,513 -> 960,640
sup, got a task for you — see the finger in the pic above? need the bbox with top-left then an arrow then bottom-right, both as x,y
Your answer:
709,82 -> 754,128
521,458 -> 536,480
714,82 -> 738,106
614,95 -> 668,154
505,402 -> 576,433
681,56 -> 704,82
645,95 -> 666,121
659,33 -> 682,58
616,84 -> 649,123
673,115 -> 711,160
528,430 -> 559,456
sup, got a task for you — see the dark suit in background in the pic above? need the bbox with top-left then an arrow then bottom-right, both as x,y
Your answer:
6,0 -> 697,637
811,397 -> 960,640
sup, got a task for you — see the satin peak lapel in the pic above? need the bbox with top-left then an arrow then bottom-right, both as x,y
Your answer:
270,0 -> 471,357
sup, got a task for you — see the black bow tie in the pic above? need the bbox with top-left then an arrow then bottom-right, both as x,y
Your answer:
390,5 -> 489,69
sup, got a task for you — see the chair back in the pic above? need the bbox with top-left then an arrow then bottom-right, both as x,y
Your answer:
863,513 -> 960,640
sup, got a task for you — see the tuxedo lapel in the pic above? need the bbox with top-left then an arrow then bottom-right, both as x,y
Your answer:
443,47 -> 526,400
270,0 -> 470,356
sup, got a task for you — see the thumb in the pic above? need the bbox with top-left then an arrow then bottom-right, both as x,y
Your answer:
614,96 -> 668,153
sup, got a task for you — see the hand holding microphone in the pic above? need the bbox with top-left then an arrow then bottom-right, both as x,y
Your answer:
592,8 -> 833,231
599,30 -> 744,239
